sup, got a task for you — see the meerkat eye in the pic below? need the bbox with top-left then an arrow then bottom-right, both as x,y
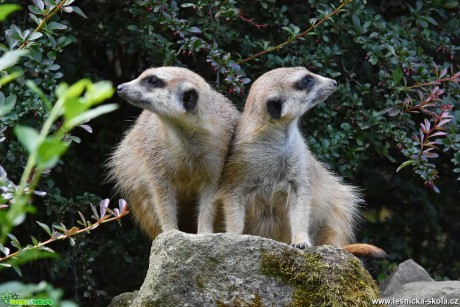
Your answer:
145,75 -> 164,87
296,75 -> 314,90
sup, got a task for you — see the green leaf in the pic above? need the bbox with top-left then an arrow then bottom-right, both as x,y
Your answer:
58,79 -> 90,100
0,94 -> 17,116
444,1 -> 459,8
32,0 -> 45,11
36,221 -> 51,237
63,97 -> 87,121
392,67 -> 403,84
66,103 -> 118,128
14,125 -> 39,154
181,3 -> 196,8
28,32 -> 43,41
47,21 -> 67,30
36,137 -> 68,168
62,80 -> 115,125
28,5 -> 44,15
70,6 -> 87,18
188,27 -> 202,34
82,81 -> 115,106
0,4 -> 21,21
352,14 -> 361,28
11,263 -> 22,277
26,80 -> 52,111
0,49 -> 28,71
29,12 -> 42,25
7,233 -> 21,249
396,160 -> 416,172
27,45 -> 43,62
0,70 -> 23,87
78,211 -> 87,227
31,236 -> 39,246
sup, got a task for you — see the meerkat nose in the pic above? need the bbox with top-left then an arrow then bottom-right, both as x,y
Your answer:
332,80 -> 337,87
117,85 -> 124,92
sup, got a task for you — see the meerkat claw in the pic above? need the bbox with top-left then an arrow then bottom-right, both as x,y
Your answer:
292,242 -> 311,249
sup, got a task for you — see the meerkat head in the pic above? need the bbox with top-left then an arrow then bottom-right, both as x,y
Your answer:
245,67 -> 337,122
117,67 -> 212,121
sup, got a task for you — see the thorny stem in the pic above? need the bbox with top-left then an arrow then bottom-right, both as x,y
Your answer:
18,0 -> 68,49
0,211 -> 129,263
405,75 -> 460,89
236,0 -> 352,65
238,13 -> 268,29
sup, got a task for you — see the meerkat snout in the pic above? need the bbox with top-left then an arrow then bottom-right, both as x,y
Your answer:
294,72 -> 338,109
116,80 -> 142,106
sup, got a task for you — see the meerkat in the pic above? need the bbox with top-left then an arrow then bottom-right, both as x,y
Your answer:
218,67 -> 386,259
108,67 -> 239,239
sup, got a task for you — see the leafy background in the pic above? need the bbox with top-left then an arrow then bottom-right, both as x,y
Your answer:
0,0 -> 459,305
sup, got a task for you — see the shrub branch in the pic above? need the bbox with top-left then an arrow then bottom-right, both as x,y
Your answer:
236,0 -> 352,65
19,0 -> 68,49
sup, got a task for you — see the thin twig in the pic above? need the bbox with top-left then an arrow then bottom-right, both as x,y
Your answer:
236,0 -> 352,65
0,211 -> 129,263
405,75 -> 460,89
19,0 -> 67,49
238,13 -> 268,29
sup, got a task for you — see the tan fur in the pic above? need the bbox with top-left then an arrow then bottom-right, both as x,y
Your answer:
108,67 -> 239,239
218,67 -> 361,249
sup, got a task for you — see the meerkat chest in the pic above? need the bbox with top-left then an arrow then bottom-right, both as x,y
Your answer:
239,134 -> 308,208
168,139 -> 220,197
245,137 -> 306,183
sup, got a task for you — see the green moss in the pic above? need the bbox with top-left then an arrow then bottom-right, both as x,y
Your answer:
196,274 -> 205,292
215,294 -> 263,307
261,248 -> 383,307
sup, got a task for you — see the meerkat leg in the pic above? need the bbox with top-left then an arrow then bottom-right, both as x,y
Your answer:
128,189 -> 162,239
197,186 -> 218,234
150,183 -> 178,232
289,190 -> 313,249
223,195 -> 245,234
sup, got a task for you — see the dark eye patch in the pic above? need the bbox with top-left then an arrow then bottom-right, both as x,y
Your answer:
266,98 -> 283,119
182,89 -> 198,112
295,75 -> 315,91
143,75 -> 164,88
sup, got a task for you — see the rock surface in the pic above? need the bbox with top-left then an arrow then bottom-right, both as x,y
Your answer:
379,259 -> 434,297
382,281 -> 460,307
109,230 -> 380,306
379,259 -> 460,307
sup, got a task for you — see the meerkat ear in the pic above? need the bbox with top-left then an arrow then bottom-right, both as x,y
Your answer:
182,89 -> 199,112
266,98 -> 283,119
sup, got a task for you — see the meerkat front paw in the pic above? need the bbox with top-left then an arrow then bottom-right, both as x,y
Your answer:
291,241 -> 312,249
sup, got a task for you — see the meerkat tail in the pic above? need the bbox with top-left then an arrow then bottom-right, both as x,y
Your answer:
342,243 -> 387,260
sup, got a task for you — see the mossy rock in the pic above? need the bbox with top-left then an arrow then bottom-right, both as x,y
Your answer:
261,247 -> 381,306
109,231 -> 381,306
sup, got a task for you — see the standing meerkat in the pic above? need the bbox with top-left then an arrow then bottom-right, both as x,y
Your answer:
218,67 -> 385,258
108,67 -> 239,239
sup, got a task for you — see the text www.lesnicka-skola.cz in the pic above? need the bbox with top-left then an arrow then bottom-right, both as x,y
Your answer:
372,297 -> 459,305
